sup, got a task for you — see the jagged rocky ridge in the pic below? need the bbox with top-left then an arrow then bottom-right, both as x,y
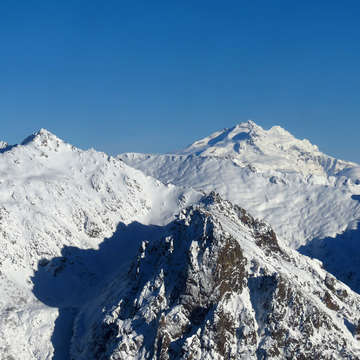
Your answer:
72,193 -> 360,359
119,121 -> 360,294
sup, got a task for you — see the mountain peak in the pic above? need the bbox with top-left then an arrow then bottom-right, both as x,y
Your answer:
173,121 -> 354,176
231,120 -> 263,136
19,128 -> 70,153
178,121 -> 305,157
177,121 -> 264,157
21,128 -> 61,145
72,193 -> 360,359
235,119 -> 261,130
0,140 -> 9,150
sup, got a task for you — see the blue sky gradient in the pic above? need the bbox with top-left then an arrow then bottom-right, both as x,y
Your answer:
1,1 -> 360,162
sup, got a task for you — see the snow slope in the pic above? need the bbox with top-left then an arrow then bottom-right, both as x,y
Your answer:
0,129 -> 200,360
176,120 -> 358,177
120,121 -> 360,247
120,121 -> 360,298
1,124 -> 360,359
71,193 -> 360,359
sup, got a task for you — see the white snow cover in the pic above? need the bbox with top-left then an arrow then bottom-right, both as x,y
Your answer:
176,120 -> 357,176
71,194 -> 360,359
120,121 -> 360,250
0,123 -> 359,359
0,129 -> 200,360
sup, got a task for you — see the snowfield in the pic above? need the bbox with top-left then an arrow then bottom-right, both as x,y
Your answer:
120,121 -> 360,292
0,129 -> 200,360
120,121 -> 360,249
0,122 -> 359,359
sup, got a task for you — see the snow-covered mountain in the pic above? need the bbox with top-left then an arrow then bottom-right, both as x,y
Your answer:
120,121 -> 360,292
123,120 -> 360,180
71,193 -> 360,359
1,125 -> 360,359
0,129 -> 200,360
176,120 -> 358,178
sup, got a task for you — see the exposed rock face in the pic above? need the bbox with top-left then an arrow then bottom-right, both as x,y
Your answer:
71,193 -> 360,359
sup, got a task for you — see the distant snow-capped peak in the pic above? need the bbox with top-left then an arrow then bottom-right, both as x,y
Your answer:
175,120 -> 356,176
177,120 -> 319,158
119,120 -> 360,251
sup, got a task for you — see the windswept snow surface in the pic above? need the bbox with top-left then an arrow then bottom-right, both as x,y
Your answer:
120,121 -> 360,250
0,129 -> 200,360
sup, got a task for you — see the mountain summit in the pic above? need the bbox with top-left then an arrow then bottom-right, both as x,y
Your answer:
176,121 -> 355,177
20,128 -> 65,148
120,121 -> 360,264
177,120 -> 264,156
0,126 -> 359,359
0,129 -> 200,359
71,193 -> 360,359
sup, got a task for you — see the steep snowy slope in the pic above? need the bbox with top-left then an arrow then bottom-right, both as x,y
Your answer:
0,129 -> 200,360
120,122 -> 360,255
71,193 -> 360,359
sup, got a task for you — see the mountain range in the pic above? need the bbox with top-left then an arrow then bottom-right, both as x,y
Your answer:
0,122 -> 359,359
120,121 -> 360,291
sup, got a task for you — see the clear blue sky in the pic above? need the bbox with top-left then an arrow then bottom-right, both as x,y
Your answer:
1,1 -> 360,162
